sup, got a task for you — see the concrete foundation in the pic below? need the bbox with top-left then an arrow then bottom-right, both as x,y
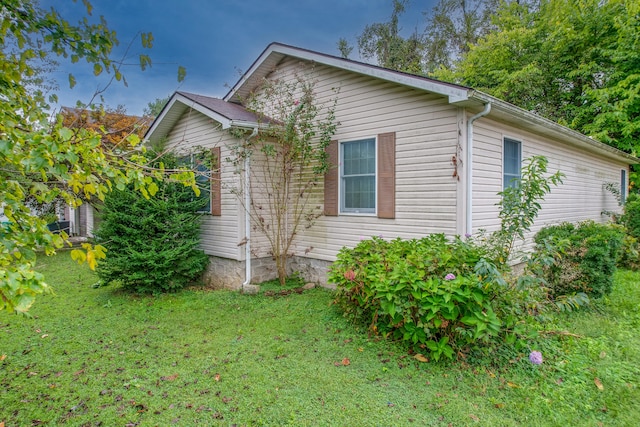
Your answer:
202,255 -> 334,291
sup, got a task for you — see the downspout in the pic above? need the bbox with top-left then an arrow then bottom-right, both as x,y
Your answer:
242,127 -> 259,289
466,103 -> 491,236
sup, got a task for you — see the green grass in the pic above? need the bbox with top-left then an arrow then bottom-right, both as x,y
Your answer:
1,254 -> 639,426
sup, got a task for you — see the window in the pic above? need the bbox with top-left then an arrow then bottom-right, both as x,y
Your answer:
179,147 -> 221,216
503,138 -> 522,189
194,156 -> 211,214
340,138 -> 376,213
621,169 -> 627,204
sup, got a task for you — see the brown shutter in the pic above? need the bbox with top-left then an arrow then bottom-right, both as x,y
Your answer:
211,146 -> 221,216
377,132 -> 395,219
324,140 -> 339,216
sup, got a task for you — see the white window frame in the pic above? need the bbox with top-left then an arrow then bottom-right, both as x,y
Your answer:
339,137 -> 377,215
503,137 -> 522,190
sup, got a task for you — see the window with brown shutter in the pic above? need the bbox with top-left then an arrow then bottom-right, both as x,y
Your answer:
324,133 -> 396,219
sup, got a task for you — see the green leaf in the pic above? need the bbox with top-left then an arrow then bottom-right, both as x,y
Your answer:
178,65 -> 187,83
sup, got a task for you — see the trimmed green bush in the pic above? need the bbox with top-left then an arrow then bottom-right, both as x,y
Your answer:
329,235 -> 501,361
93,156 -> 209,294
534,221 -> 623,299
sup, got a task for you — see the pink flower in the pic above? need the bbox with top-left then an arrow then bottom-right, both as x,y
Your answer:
529,351 -> 543,365
343,270 -> 356,281
293,100 -> 300,106
444,273 -> 456,281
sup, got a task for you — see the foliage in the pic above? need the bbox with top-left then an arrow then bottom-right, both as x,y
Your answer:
93,154 -> 209,294
229,67 -> 338,285
356,0 -> 425,74
534,221 -> 624,299
143,95 -> 171,117
60,105 -> 151,147
423,0 -> 499,72
438,0 -> 640,174
330,235 -> 506,360
0,0 -> 191,312
621,193 -> 640,238
490,156 -> 564,262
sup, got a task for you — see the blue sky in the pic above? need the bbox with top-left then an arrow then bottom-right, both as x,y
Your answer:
41,0 -> 437,115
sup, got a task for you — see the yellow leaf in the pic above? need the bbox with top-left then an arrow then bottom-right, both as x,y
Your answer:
507,382 -> 520,388
86,250 -> 96,270
70,249 -> 86,264
414,354 -> 429,362
594,378 -> 604,391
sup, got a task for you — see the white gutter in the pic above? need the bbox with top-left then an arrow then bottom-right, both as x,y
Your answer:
466,103 -> 491,236
242,127 -> 259,289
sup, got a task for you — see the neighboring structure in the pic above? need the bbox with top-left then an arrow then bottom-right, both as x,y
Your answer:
145,43 -> 636,289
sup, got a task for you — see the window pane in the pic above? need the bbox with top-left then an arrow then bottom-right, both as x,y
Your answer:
503,138 -> 521,189
341,138 -> 376,213
344,176 -> 375,210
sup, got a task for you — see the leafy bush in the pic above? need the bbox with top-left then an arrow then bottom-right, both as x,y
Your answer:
621,193 -> 640,238
329,235 -> 502,361
618,234 -> 640,270
93,155 -> 209,294
534,221 -> 623,299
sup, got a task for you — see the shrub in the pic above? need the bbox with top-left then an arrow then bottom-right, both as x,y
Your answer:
534,221 -> 623,299
618,234 -> 640,270
93,155 -> 209,294
329,235 -> 502,361
621,193 -> 640,238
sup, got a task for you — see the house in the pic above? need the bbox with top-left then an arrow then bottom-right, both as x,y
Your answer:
60,107 -> 153,238
145,42 -> 636,289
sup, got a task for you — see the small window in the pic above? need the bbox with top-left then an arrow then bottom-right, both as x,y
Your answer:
194,156 -> 211,214
621,169 -> 627,204
503,138 -> 522,189
340,138 -> 376,213
180,153 -> 212,214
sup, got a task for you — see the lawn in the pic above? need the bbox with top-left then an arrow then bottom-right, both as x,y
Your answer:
1,253 -> 639,426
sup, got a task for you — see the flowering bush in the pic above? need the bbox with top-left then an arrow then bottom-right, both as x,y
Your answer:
329,235 -> 502,361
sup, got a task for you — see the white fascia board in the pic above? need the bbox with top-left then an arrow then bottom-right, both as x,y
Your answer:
144,94 -> 181,141
174,93 -> 233,129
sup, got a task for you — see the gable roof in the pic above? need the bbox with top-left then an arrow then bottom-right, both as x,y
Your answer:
145,91 -> 263,143
224,42 -> 637,164
146,42 -> 636,164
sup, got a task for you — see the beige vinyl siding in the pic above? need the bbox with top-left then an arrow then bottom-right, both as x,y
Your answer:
164,109 -> 244,260
259,59 -> 461,262
472,116 -> 624,251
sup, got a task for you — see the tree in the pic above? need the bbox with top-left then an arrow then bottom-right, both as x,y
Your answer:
229,68 -> 338,285
60,105 -> 151,146
356,0 -> 425,74
0,0 -> 191,313
423,0 -> 499,72
93,153 -> 209,294
436,0 -> 639,160
144,96 -> 171,118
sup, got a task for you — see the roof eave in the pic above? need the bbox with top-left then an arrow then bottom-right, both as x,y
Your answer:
469,91 -> 638,165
